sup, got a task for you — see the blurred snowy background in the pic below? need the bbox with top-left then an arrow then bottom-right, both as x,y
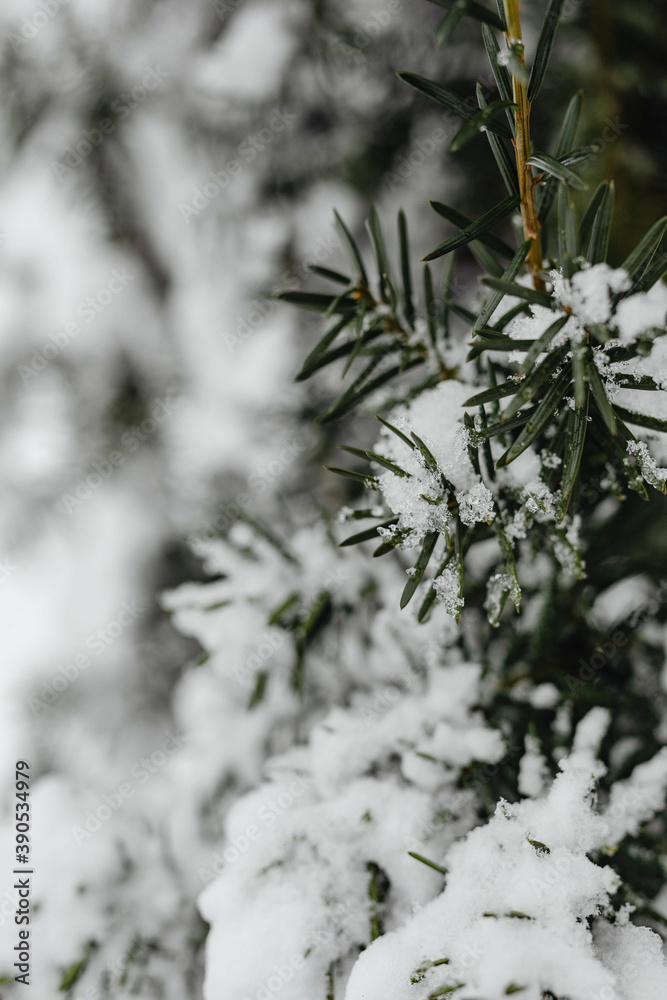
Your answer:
0,0 -> 665,996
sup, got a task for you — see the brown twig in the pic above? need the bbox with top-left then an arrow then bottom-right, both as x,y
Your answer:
503,0 -> 545,291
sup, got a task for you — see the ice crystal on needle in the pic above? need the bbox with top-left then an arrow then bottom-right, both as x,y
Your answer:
627,439 -> 667,491
433,565 -> 464,618
457,481 -> 496,527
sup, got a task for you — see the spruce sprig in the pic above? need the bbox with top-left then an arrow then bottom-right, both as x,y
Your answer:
277,0 -> 667,623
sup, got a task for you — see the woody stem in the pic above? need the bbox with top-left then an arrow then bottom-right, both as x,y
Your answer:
503,0 -> 545,291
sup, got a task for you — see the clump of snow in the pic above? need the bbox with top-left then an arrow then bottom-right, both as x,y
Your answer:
613,280 -> 667,343
484,572 -> 514,626
602,747 -> 667,844
346,747 -> 667,1000
592,576 -> 655,630
374,381 -> 495,547
162,518 -> 464,813
503,265 -> 633,361
504,266 -> 666,394
552,263 -> 631,325
505,302 -> 578,346
627,439 -> 667,490
529,682 -> 560,709
433,565 -> 464,618
595,912 -> 667,1000
198,663 -> 504,1000
194,1 -> 299,102
518,734 -> 550,798
457,481 -> 495,526
568,705 -> 611,774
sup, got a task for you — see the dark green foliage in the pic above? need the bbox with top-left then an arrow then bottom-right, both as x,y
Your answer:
276,0 -> 667,636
